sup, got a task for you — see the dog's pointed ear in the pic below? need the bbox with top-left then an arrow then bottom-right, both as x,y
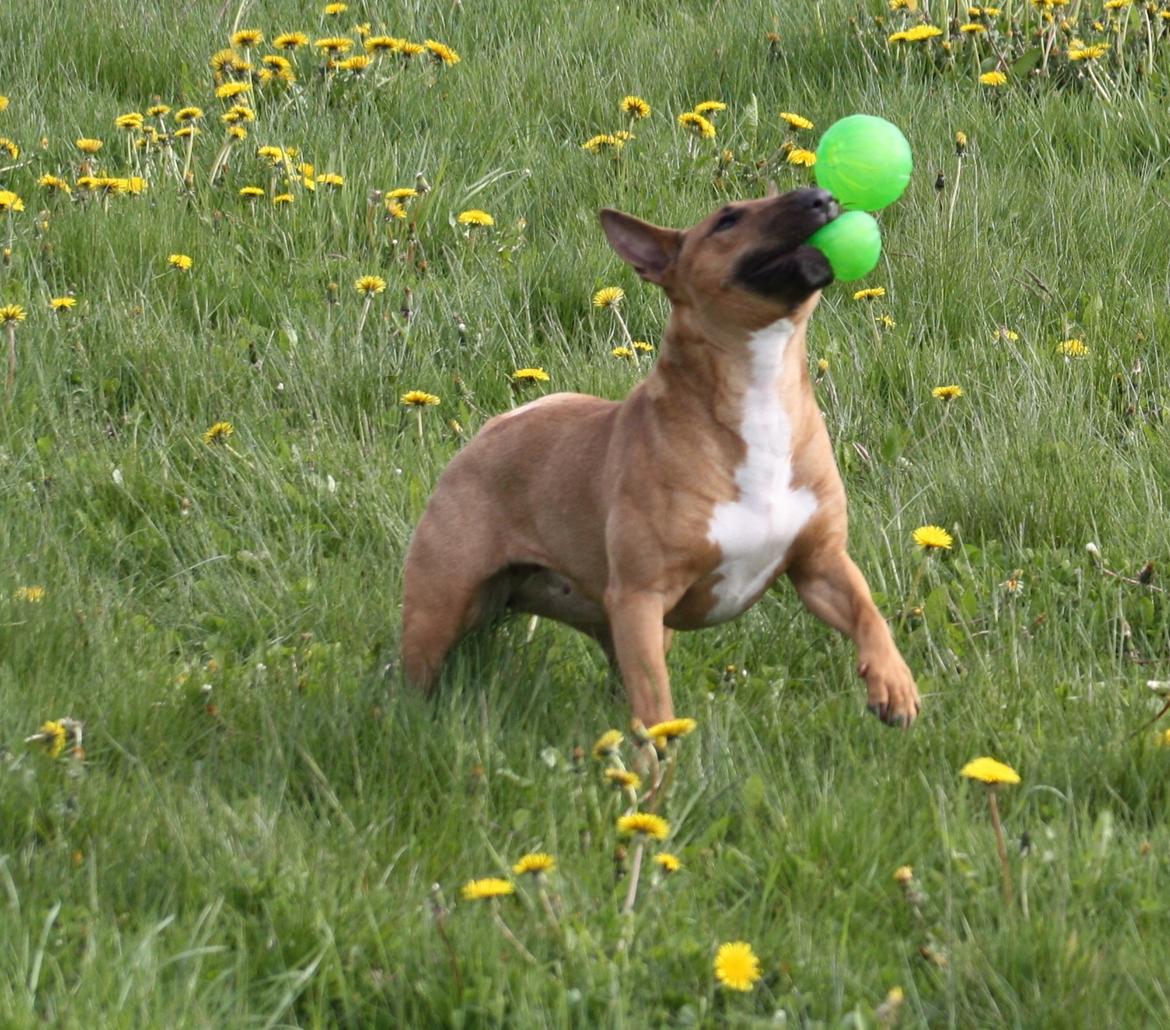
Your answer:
765,180 -> 780,198
599,209 -> 682,285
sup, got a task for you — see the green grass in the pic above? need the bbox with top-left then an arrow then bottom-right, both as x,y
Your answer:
2,0 -> 1169,1025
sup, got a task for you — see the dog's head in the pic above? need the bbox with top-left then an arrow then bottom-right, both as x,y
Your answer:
599,187 -> 838,334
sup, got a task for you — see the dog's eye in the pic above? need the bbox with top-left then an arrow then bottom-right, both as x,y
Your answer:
712,210 -> 740,233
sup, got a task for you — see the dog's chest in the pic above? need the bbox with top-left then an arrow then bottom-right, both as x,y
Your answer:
703,319 -> 818,623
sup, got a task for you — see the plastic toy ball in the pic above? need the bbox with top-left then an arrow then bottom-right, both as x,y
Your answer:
807,211 -> 882,283
814,115 -> 912,212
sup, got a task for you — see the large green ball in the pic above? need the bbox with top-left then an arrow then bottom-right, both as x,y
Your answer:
807,211 -> 882,283
815,115 -> 912,212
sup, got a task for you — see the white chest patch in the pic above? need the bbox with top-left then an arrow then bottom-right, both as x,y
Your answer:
704,318 -> 818,623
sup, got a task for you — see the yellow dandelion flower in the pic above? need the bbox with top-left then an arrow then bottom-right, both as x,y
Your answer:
693,100 -> 727,115
512,367 -> 550,382
714,941 -> 762,992
262,55 -> 292,72
174,126 -> 200,139
256,145 -> 287,164
314,36 -> 354,54
398,41 -> 427,57
616,812 -> 670,840
611,345 -> 634,359
316,172 -> 344,187
15,584 -> 45,602
960,22 -> 988,33
272,193 -> 295,205
203,420 -> 234,444
960,756 -> 1020,785
621,95 -> 651,118
593,286 -> 624,308
853,287 -> 886,301
678,111 -> 716,139
0,190 -> 24,212
979,70 -> 1008,85
231,28 -> 264,48
147,103 -> 170,117
582,133 -> 625,154
0,95 -> 7,112
780,111 -> 814,130
167,253 -> 194,271
913,525 -> 953,551
893,865 -> 914,883
114,112 -> 143,130
647,717 -> 697,742
387,187 -> 418,200
324,1 -> 348,13
1069,43 -> 1110,61
355,275 -> 387,295
786,148 -> 817,166
228,125 -> 248,140
36,720 -> 68,759
512,853 -> 556,876
365,35 -> 406,53
592,729 -> 623,758
461,877 -> 514,901
1057,338 -> 1088,358
209,48 -> 237,71
239,186 -> 264,199
402,390 -> 440,407
335,55 -> 372,73
222,104 -> 255,124
903,24 -> 945,41
605,768 -> 642,790
932,384 -> 963,400
654,852 -> 682,873
49,297 -> 77,312
75,137 -> 103,153
457,209 -> 494,227
1,303 -> 26,325
424,39 -> 461,65
215,81 -> 251,100
386,201 -> 407,219
274,31 -> 310,49
633,340 -> 654,353
0,137 -> 19,158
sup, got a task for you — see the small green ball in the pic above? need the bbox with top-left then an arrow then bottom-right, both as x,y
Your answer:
815,115 -> 912,212
807,211 -> 882,283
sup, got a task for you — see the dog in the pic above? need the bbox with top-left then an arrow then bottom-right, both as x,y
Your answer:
401,187 -> 920,728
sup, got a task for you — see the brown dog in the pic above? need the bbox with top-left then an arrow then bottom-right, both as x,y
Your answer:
401,187 -> 920,728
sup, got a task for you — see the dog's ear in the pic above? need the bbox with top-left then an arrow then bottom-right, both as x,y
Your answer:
599,209 -> 682,285
765,180 -> 780,198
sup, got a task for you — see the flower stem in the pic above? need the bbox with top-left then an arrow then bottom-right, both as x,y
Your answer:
5,323 -> 16,406
491,904 -> 537,964
987,786 -> 1014,909
621,838 -> 646,915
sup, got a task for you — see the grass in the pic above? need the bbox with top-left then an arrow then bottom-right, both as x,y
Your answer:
1,0 -> 1169,1025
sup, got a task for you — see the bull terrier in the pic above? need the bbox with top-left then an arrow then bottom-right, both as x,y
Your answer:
401,187 -> 920,728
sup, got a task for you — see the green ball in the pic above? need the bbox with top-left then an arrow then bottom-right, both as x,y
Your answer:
815,115 -> 912,212
807,211 -> 882,283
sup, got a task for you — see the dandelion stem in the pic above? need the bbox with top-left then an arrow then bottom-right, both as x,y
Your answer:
621,838 -> 646,915
946,156 -> 964,237
356,294 -> 374,340
987,786 -> 1014,909
611,306 -> 635,350
5,323 -> 15,407
491,905 -> 538,965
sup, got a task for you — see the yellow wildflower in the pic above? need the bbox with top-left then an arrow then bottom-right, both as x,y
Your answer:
593,286 -> 624,308
0,304 -> 26,324
616,812 -> 670,840
75,137 -> 103,153
853,287 -> 886,301
960,756 -> 1020,785
654,852 -> 682,873
355,275 -> 387,295
512,367 -> 550,382
786,148 -> 816,166
780,111 -> 814,129
605,768 -> 642,790
457,209 -> 494,227
979,70 -> 1008,85
167,253 -> 194,271
932,384 -> 963,400
714,941 -> 762,992
273,31 -> 310,49
646,717 -> 697,742
678,111 -> 716,139
402,390 -> 440,407
49,297 -> 77,312
592,729 -> 623,758
512,853 -> 556,876
203,421 -> 234,444
461,877 -> 514,900
913,525 -> 953,551
693,100 -> 727,115
231,28 -> 264,48
0,190 -> 23,212
424,39 -> 461,65
15,585 -> 44,601
1057,338 -> 1088,358
621,95 -> 651,118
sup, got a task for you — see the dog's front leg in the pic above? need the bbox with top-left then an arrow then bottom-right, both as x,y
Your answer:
604,587 -> 675,727
788,550 -> 920,727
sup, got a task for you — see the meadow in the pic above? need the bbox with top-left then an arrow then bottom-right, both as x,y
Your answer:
2,0 -> 1169,1025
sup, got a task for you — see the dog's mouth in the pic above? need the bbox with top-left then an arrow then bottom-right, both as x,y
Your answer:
732,194 -> 839,303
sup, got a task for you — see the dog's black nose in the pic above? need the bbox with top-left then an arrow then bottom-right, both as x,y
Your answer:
800,187 -> 839,221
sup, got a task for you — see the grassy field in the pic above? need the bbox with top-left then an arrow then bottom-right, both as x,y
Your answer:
2,0 -> 1169,1025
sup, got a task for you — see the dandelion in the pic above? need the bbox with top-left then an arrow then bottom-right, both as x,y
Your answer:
231,28 -> 264,48
14,584 -> 45,602
1001,570 -> 1024,594
1057,338 -> 1088,358
786,148 -> 817,166
714,941 -> 762,992
314,36 -> 354,55
335,55 -> 372,73
678,111 -> 716,139
876,987 -> 906,1027
979,70 -> 1008,85
903,24 -> 945,41
0,137 -> 19,159
931,384 -> 963,400
693,100 -> 727,115
582,133 -> 625,154
593,286 -> 625,309
457,209 -> 494,227
512,367 -> 550,383
215,81 -> 251,100
961,756 -> 1020,907
49,297 -> 77,312
31,720 -> 68,759
167,253 -> 194,271
387,187 -> 418,200
633,340 -> 654,353
239,185 -> 264,199
512,853 -> 555,876
272,193 -> 295,205
592,729 -> 623,758
955,130 -> 968,155
1,303 -> 26,323
605,768 -> 642,790
913,525 -> 952,551
316,172 -> 344,187
399,42 -> 427,57
0,96 -> 7,112
654,852 -> 682,873
274,31 -> 310,49
75,137 -> 103,153
0,190 -> 23,213
114,112 -> 143,130
617,812 -> 670,840
366,35 -> 406,53
324,1 -> 348,13
876,314 -> 897,329
646,717 -> 697,743
992,326 -> 1019,341
202,421 -> 234,445
424,39 -> 461,65
611,345 -> 634,359
960,22 -> 988,33
461,877 -> 514,901
175,107 -> 204,123
621,95 -> 651,118
893,865 -> 914,883
402,390 -> 441,407
355,275 -> 387,295
385,201 -> 407,219
780,111 -> 814,130
853,287 -> 886,301
1069,43 -> 1110,60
